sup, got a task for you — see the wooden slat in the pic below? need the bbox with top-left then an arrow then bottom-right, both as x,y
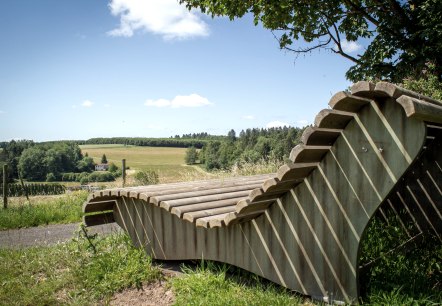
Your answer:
301,127 -> 342,146
375,82 -> 442,106
350,81 -> 376,98
171,197 -> 245,218
183,205 -> 236,223
150,182 -> 263,205
236,198 -> 277,215
329,91 -> 372,112
315,109 -> 355,129
83,200 -> 115,213
264,178 -> 303,193
397,96 -> 442,124
224,209 -> 266,226
160,190 -> 251,211
195,213 -> 230,228
83,212 -> 115,227
277,162 -> 318,182
290,145 -> 330,163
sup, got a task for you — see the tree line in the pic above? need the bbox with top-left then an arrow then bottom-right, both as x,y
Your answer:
186,126 -> 305,170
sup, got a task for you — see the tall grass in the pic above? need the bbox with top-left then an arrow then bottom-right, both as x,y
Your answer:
0,191 -> 88,230
171,260 -> 303,305
0,230 -> 162,305
359,213 -> 441,304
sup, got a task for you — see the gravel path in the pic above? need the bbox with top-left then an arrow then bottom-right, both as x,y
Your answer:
0,223 -> 121,249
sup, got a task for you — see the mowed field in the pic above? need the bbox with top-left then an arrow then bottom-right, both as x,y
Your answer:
80,144 -> 208,183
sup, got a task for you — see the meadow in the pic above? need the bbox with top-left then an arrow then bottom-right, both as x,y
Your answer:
80,144 -> 208,183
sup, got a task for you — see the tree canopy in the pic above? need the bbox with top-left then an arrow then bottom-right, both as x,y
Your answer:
180,0 -> 442,82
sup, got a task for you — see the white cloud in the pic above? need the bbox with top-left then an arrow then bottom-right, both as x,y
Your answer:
242,115 -> 255,120
107,0 -> 209,40
145,94 -> 213,108
266,120 -> 290,128
296,119 -> 309,126
336,40 -> 362,53
82,100 -> 94,107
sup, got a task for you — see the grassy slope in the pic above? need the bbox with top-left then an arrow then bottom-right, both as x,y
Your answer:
80,144 -> 205,183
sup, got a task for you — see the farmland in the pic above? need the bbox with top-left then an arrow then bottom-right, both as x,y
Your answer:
80,144 -> 209,183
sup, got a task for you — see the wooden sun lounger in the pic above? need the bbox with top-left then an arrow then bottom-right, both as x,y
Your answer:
83,81 -> 442,303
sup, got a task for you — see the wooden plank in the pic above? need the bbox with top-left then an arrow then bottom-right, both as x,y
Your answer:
195,213 -> 230,228
83,212 -> 115,227
397,96 -> 442,124
236,199 -> 276,215
290,145 -> 330,163
224,210 -> 266,226
83,200 -> 115,213
183,205 -> 236,223
160,190 -> 251,211
314,109 -> 355,129
329,91 -> 372,112
350,81 -> 376,98
301,127 -> 342,146
375,82 -> 442,106
150,182 -> 263,205
171,197 -> 245,218
277,162 -> 318,182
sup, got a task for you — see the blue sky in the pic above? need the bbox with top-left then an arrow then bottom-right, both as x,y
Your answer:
0,0 -> 360,142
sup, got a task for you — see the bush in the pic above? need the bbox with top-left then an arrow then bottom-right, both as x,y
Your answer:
134,170 -> 159,185
108,162 -> 118,173
79,177 -> 89,185
46,173 -> 56,182
87,172 -> 115,182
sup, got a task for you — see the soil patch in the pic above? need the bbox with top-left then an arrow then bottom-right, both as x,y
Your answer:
109,280 -> 174,306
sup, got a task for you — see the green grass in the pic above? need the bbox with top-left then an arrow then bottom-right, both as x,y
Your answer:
0,230 -> 162,305
80,144 -> 207,183
171,261 -> 304,305
0,191 -> 88,230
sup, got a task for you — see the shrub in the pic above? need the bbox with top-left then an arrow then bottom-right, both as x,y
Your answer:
134,170 -> 159,185
46,172 -> 56,182
87,172 -> 115,182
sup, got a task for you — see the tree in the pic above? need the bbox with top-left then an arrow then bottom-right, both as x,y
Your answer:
18,146 -> 48,181
180,0 -> 442,82
185,147 -> 198,165
101,154 -> 108,164
76,156 -> 95,173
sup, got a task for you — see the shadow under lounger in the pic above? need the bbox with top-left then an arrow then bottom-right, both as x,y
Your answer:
83,81 -> 442,304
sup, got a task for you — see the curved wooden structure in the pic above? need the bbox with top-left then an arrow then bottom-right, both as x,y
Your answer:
83,81 -> 442,303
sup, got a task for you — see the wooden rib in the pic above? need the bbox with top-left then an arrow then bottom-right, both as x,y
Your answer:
171,197 -> 246,218
83,200 -> 115,213
83,212 -> 115,227
183,205 -> 236,223
329,91 -> 372,112
397,96 -> 442,124
277,162 -> 318,182
301,127 -> 342,146
195,213 -> 230,228
236,198 -> 277,215
150,182 -> 263,205
315,109 -> 355,129
290,145 -> 330,163
248,186 -> 289,202
160,190 -> 251,211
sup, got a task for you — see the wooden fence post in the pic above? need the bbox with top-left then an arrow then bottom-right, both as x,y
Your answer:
3,164 -> 8,209
122,159 -> 126,187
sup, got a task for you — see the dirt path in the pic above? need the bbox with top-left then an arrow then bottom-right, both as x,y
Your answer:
0,223 -> 120,248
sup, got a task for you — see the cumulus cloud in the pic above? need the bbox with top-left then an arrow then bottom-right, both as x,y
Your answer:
336,40 -> 362,53
242,115 -> 255,120
145,94 -> 213,108
266,120 -> 290,128
107,0 -> 209,40
82,100 -> 94,107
